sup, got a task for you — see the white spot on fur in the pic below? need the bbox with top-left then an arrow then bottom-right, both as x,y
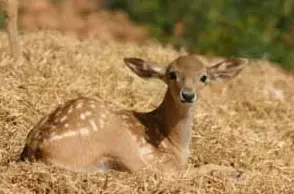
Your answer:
49,131 -> 78,141
99,119 -> 105,129
85,111 -> 92,116
101,114 -> 106,119
67,106 -> 73,113
89,119 -> 98,131
80,128 -> 90,136
64,123 -> 69,128
76,102 -> 83,109
80,113 -> 86,120
161,141 -> 169,149
140,146 -> 154,156
60,116 -> 67,122
90,104 -> 96,108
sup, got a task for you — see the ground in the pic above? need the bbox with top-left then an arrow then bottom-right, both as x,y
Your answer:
0,31 -> 294,194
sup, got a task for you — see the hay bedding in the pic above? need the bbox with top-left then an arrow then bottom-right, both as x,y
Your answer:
0,31 -> 293,193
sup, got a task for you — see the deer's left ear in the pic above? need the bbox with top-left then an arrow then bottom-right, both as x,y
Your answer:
206,58 -> 248,82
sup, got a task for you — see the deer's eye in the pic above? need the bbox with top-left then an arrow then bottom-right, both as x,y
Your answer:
200,75 -> 207,83
169,70 -> 177,80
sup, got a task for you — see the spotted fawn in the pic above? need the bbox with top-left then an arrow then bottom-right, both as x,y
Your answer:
20,55 -> 248,173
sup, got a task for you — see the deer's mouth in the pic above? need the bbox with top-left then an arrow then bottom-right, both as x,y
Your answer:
180,98 -> 196,103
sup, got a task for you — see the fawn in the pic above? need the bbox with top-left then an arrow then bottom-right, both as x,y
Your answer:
20,55 -> 248,173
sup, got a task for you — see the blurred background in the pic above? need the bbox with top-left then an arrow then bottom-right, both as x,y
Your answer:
1,0 -> 294,70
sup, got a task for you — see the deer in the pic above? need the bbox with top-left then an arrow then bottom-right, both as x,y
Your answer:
19,55 -> 248,173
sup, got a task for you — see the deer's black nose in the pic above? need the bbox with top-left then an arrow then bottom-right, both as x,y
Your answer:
180,89 -> 196,103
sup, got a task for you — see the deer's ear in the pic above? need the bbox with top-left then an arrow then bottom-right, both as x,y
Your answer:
124,58 -> 166,79
207,57 -> 248,82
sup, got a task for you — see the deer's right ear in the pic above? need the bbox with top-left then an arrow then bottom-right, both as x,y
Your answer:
124,58 -> 166,79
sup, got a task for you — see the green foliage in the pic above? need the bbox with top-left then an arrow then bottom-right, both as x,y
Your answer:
0,0 -> 293,70
0,11 -> 6,29
107,0 -> 294,70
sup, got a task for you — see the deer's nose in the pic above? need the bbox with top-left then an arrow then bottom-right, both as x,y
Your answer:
180,88 -> 196,103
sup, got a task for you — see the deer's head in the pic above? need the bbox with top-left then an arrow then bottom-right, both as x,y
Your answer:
124,55 -> 248,108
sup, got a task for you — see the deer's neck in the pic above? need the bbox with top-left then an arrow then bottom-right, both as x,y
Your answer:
134,88 -> 196,152
157,88 -> 195,151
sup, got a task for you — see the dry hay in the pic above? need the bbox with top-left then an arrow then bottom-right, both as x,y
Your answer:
0,31 -> 294,194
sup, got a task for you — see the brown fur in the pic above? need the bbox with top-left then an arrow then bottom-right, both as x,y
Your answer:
20,54 -> 247,173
